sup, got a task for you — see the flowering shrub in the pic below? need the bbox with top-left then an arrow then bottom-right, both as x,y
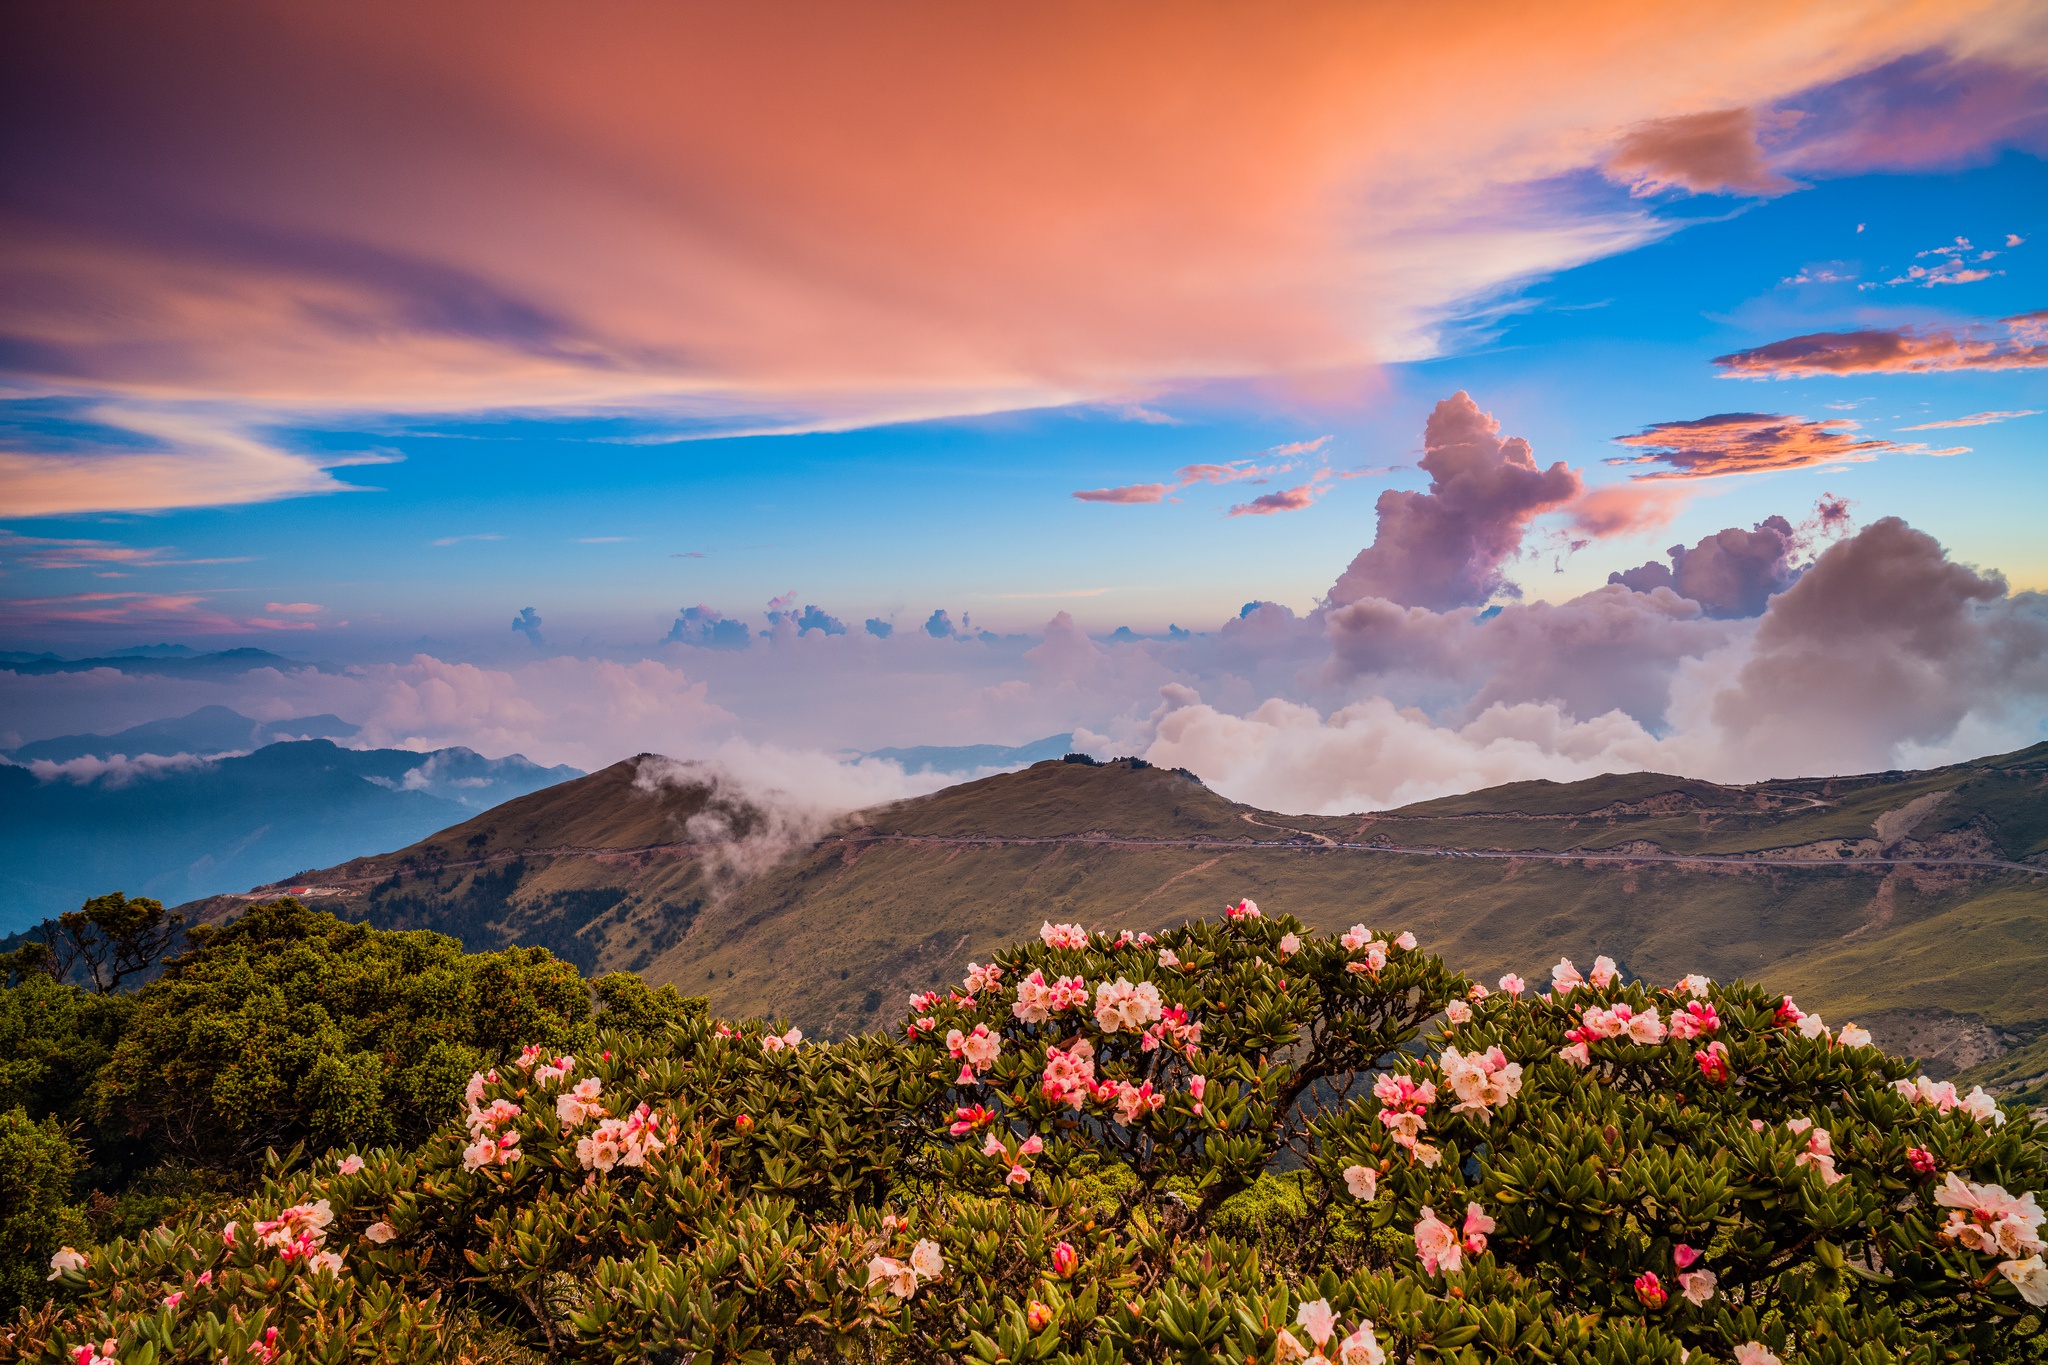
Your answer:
12,899 -> 2045,1363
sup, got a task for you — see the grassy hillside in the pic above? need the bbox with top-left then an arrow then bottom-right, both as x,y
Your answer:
178,745 -> 2048,1091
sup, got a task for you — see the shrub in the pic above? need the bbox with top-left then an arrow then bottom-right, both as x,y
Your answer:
0,1108 -> 87,1317
16,900 -> 2047,1363
91,898 -> 595,1170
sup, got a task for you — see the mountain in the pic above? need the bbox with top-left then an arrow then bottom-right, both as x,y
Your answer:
0,647 -> 298,677
8,706 -> 359,764
861,733 -> 1075,775
1,740 -> 582,931
179,744 -> 2048,1096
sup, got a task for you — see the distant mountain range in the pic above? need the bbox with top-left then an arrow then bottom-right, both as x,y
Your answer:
1,738 -> 581,931
0,647 -> 298,676
180,743 -> 2048,1101
861,733 -> 1074,775
6,705 -> 359,764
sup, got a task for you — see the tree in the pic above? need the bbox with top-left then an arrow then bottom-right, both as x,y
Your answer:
31,893 -> 186,995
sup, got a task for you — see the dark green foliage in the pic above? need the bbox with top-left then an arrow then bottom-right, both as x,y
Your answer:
0,1108 -> 86,1315
91,896 -> 594,1168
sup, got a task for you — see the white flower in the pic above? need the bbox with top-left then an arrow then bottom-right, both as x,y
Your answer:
1837,1022 -> 1872,1047
868,1255 -> 918,1298
1962,1086 -> 2006,1126
909,1238 -> 944,1280
46,1246 -> 87,1279
364,1221 -> 396,1244
1339,1323 -> 1386,1365
2000,1255 -> 2048,1307
1342,1164 -> 1378,1201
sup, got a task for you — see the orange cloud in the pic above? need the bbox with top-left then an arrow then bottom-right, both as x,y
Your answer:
0,591 -> 252,634
1604,108 -> 1799,197
1608,413 -> 1964,480
1,0 -> 2026,426
1712,312 -> 2048,378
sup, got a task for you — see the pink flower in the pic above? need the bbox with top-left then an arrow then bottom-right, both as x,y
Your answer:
981,1131 -> 1006,1157
1413,1206 -> 1462,1274
1113,1079 -> 1165,1125
46,1246 -> 86,1280
1156,947 -> 1181,968
337,1154 -> 364,1176
1634,1270 -> 1666,1308
1589,956 -> 1618,989
1733,1345 -> 1782,1365
163,1291 -> 184,1309
1672,1243 -> 1700,1269
1019,1133 -> 1044,1155
364,1221 -> 396,1244
1041,920 -> 1091,949
1006,1163 -> 1032,1186
1907,1147 -> 1937,1176
1558,1041 -> 1591,1068
1678,1268 -> 1717,1305
1296,1298 -> 1337,1347
1797,1012 -> 1828,1040
1440,1045 -> 1522,1120
1695,1041 -> 1731,1084
1461,1202 -> 1494,1254
309,1249 -> 345,1276
1793,1124 -> 1844,1185
1224,898 -> 1261,920
1550,959 -> 1583,994
1277,932 -> 1301,958
1772,996 -> 1803,1028
1497,973 -> 1525,997
1051,1240 -> 1079,1277
1039,1040 -> 1098,1110
946,1022 -> 1003,1072
1394,931 -> 1417,951
868,1255 -> 918,1299
1676,973 -> 1712,998
1668,1001 -> 1719,1040
1443,1000 -> 1472,1025
1467,982 -> 1490,1000
1343,1164 -> 1378,1201
1837,1022 -> 1872,1047
963,961 -> 1003,994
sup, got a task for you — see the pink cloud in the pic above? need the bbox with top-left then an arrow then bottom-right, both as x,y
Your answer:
1896,409 -> 2040,430
1772,52 -> 2048,176
1713,312 -> 2048,378
1072,483 -> 1170,504
0,591 -> 253,634
1566,482 -> 1692,538
264,602 -> 323,614
1604,108 -> 1799,197
1607,412 -> 1966,480
0,4 -> 2017,429
1328,392 -> 1581,610
1607,516 -> 1800,618
1227,474 -> 1329,517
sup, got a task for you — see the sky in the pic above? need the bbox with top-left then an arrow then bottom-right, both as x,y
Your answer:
2,0 -> 2046,811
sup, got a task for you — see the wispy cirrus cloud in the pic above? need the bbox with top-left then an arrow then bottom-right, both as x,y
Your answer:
0,590 -> 318,635
1227,471 -> 1332,517
0,409 -> 396,517
1074,437 -> 1334,507
432,533 -> 505,547
1712,311 -> 2048,378
1608,413 -> 1964,480
0,529 -> 254,571
2,3 -> 2026,434
1896,409 -> 2040,430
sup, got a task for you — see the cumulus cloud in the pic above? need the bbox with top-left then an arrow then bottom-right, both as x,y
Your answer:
510,606 -> 545,646
1566,482 -> 1693,537
864,617 -> 894,639
1604,108 -> 1799,197
1712,312 -> 2048,377
1606,412 -> 1959,479
924,609 -> 958,639
1607,516 -> 1800,618
1328,392 -> 1581,610
666,605 -> 750,650
1701,517 -> 2048,776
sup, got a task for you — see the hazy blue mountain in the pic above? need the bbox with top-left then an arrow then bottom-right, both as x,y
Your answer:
8,706 -> 360,764
0,739 -> 582,932
0,647 -> 298,677
862,733 -> 1074,775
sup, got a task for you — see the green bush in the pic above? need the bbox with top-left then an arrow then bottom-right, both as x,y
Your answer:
0,1107 -> 87,1317
15,901 -> 2044,1362
91,897 -> 596,1169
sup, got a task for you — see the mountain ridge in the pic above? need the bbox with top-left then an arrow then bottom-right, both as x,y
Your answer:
179,743 -> 2048,1098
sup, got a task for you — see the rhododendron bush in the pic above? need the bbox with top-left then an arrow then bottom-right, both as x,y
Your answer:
12,900 -> 2046,1364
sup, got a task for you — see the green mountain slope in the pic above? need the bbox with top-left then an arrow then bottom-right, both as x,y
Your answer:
179,743 -> 2048,1092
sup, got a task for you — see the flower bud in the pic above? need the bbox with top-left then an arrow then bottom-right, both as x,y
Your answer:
1051,1240 -> 1078,1277
1634,1271 -> 1667,1309
1026,1299 -> 1054,1331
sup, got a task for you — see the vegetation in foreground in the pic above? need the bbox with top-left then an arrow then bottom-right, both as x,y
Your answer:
2,894 -> 2045,1363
